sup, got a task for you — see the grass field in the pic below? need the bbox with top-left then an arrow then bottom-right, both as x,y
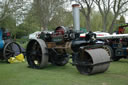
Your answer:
0,59 -> 128,85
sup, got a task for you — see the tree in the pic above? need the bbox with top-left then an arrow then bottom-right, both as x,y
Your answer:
95,0 -> 128,33
48,8 -> 73,30
95,0 -> 112,32
74,0 -> 95,31
16,9 -> 41,38
80,12 -> 86,28
0,15 -> 16,34
112,15 -> 126,32
118,15 -> 125,24
0,0 -> 32,39
108,0 -> 128,33
32,0 -> 66,30
91,11 -> 102,31
0,0 -> 27,22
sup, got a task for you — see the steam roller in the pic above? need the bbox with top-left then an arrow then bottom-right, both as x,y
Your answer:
26,4 -> 111,75
26,28 -> 111,75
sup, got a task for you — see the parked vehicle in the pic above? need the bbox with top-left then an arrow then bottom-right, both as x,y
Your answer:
0,27 -> 22,61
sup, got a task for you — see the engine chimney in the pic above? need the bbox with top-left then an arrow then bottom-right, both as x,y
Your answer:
72,4 -> 80,31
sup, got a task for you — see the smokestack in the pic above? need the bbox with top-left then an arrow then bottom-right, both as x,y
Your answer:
72,4 -> 80,31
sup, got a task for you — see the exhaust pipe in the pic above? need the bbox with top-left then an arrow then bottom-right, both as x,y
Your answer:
72,4 -> 80,31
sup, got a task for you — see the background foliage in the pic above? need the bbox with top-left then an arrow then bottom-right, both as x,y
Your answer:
0,0 -> 128,39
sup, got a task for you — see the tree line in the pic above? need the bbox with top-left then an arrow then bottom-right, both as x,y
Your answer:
0,0 -> 127,39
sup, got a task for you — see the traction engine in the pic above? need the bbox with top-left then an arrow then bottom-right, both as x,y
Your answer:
26,4 -> 111,75
26,26 -> 111,75
0,28 -> 22,61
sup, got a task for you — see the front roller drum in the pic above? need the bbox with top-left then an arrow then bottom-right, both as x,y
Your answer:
76,48 -> 110,75
26,39 -> 48,69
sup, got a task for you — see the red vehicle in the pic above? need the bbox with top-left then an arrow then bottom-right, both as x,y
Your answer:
117,23 -> 128,34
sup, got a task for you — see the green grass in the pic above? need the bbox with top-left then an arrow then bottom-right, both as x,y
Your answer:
0,59 -> 128,85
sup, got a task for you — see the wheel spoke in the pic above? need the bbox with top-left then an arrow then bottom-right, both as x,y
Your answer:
5,53 -> 12,56
7,44 -> 13,50
5,49 -> 14,53
32,42 -> 38,50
